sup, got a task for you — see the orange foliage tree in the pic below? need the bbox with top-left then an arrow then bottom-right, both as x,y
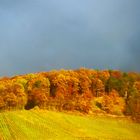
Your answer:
0,68 -> 139,120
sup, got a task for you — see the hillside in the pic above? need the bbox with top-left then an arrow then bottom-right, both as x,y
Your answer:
0,68 -> 140,121
0,110 -> 140,140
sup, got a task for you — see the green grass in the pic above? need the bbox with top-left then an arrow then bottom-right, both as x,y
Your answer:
0,110 -> 140,140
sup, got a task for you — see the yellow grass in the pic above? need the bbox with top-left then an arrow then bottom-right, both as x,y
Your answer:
0,110 -> 140,140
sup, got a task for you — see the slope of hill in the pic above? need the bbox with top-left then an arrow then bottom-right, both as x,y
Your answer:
0,68 -> 140,121
0,110 -> 140,140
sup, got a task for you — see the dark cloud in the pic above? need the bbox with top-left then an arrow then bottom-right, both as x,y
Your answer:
123,30 -> 140,72
0,0 -> 140,76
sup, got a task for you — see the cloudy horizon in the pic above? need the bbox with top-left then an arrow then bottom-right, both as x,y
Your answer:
0,0 -> 140,76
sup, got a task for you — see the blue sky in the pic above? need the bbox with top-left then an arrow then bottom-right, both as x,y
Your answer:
0,0 -> 140,76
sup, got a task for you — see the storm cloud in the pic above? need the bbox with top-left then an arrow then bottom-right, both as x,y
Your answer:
0,0 -> 140,76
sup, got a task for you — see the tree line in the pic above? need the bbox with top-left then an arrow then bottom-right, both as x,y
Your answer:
0,68 -> 140,121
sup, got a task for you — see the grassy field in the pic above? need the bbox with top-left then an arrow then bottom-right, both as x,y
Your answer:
0,110 -> 140,140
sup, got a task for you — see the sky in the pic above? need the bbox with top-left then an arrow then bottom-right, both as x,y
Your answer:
0,0 -> 140,76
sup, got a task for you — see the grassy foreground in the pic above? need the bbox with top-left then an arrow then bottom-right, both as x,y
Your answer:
0,110 -> 140,140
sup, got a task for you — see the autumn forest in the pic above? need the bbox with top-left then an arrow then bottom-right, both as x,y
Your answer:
0,68 -> 140,122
